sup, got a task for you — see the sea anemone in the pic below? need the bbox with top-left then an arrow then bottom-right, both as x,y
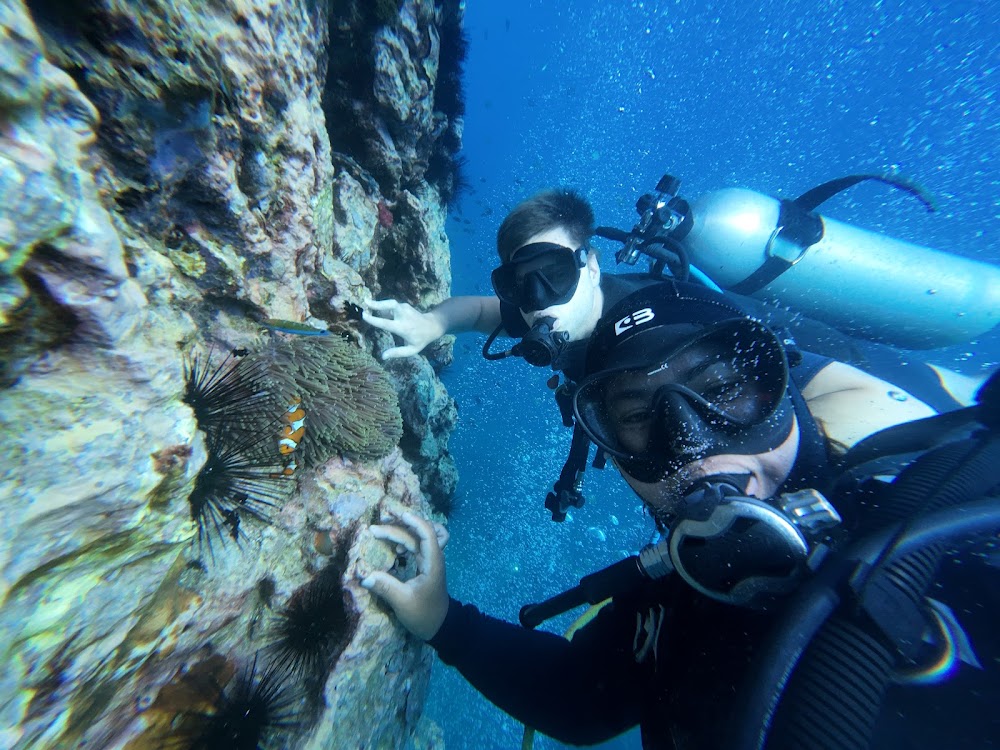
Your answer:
259,336 -> 402,465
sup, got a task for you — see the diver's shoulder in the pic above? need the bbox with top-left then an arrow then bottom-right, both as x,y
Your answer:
801,361 -> 937,453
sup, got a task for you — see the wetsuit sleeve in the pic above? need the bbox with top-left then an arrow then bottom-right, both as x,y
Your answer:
427,597 -> 644,744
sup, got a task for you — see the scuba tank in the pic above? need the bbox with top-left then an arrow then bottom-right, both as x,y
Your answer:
599,173 -> 1000,350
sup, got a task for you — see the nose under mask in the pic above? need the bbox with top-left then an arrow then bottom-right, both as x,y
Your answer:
616,385 -> 794,485
518,270 -> 576,312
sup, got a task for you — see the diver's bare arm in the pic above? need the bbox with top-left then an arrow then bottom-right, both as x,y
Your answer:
362,296 -> 502,358
430,295 -> 502,334
802,361 -> 936,454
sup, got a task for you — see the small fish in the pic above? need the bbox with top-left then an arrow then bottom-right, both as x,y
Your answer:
272,457 -> 297,478
278,397 -> 306,454
271,396 -> 305,478
343,302 -> 363,322
261,318 -> 330,336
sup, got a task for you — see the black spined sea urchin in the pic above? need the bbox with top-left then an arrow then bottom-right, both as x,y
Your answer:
266,553 -> 357,682
187,422 -> 293,557
172,654 -> 297,750
183,348 -> 275,436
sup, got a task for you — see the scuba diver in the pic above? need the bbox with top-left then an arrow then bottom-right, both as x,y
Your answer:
362,188 -> 665,380
359,282 -> 1000,750
364,188 -> 672,520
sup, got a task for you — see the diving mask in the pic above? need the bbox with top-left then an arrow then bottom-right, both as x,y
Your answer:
574,318 -> 794,482
491,242 -> 588,312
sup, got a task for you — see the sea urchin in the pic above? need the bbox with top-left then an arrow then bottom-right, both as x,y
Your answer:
176,655 -> 297,750
267,555 -> 356,682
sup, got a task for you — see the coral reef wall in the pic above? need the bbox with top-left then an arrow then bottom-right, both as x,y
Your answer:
0,0 -> 462,747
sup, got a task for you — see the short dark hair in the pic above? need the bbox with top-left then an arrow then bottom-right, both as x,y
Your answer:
496,188 -> 595,263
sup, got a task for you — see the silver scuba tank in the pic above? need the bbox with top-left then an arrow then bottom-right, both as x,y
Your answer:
678,187 -> 1000,349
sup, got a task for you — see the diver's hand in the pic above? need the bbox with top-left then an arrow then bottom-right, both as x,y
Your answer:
362,299 -> 445,359
360,510 -> 449,641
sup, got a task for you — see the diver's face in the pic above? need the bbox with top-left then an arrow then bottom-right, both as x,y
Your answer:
603,342 -> 767,456
618,418 -> 800,523
518,226 -> 601,342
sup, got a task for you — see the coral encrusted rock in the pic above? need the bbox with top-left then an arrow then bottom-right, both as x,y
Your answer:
0,0 -> 461,748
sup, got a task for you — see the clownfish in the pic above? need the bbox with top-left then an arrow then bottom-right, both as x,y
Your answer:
272,396 -> 305,477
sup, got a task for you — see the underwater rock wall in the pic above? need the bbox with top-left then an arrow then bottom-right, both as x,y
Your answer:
0,0 -> 462,747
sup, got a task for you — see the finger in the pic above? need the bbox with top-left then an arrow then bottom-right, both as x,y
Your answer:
433,522 -> 450,550
358,570 -> 409,606
382,345 -> 420,360
361,311 -> 405,336
370,524 -> 419,555
400,511 -> 442,574
364,299 -> 400,312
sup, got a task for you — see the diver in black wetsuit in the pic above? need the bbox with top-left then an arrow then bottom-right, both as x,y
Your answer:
362,187 -> 665,379
360,282 -> 1000,750
364,188 -> 671,519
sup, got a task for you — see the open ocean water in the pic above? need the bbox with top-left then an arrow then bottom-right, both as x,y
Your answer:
427,1 -> 998,748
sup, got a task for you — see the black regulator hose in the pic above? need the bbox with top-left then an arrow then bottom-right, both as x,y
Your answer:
519,555 -> 648,629
729,496 -> 1000,750
482,323 -> 511,361
855,497 -> 1000,569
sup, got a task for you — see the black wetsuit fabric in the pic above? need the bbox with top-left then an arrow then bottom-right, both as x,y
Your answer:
783,351 -> 835,493
429,540 -> 998,749
499,273 -> 665,382
429,574 -> 780,750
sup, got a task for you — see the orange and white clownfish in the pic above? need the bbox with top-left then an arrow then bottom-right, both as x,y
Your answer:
273,396 -> 305,477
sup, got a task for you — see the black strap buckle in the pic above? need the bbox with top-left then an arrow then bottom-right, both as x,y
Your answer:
545,482 -> 586,522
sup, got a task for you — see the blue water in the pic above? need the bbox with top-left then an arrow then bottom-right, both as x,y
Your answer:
426,1 -> 999,748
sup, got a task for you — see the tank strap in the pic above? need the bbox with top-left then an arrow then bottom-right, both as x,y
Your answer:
728,199 -> 822,295
782,379 -> 834,493
729,173 -> 936,296
543,380 -> 591,522
544,423 -> 591,522
794,173 -> 936,213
